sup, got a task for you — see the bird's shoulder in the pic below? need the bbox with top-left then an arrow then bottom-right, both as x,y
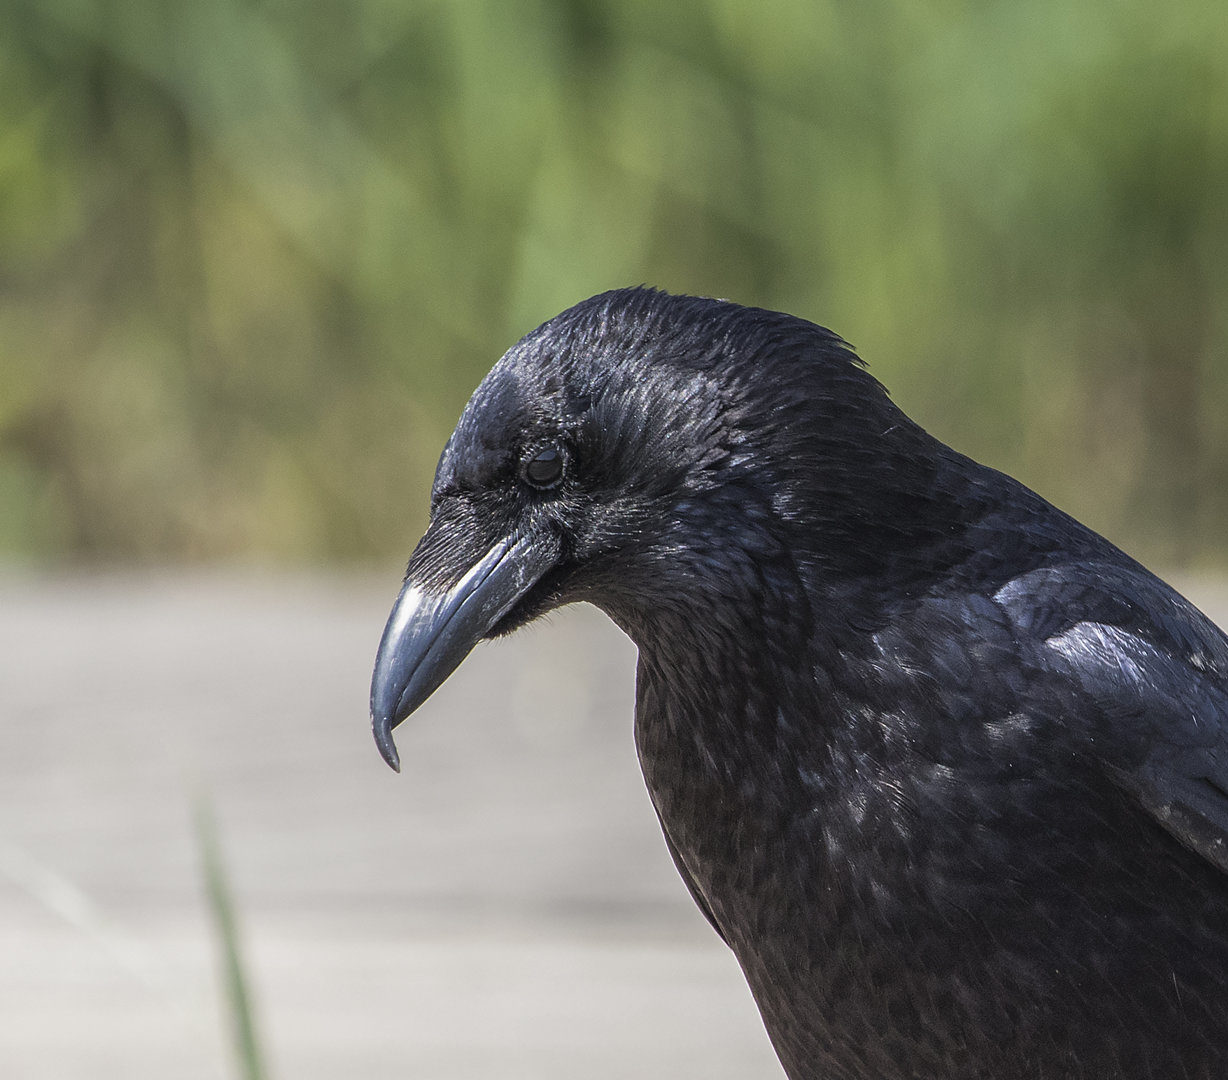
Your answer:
987,558 -> 1228,743
943,555 -> 1228,872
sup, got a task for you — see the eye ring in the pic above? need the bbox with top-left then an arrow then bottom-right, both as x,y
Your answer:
521,444 -> 566,490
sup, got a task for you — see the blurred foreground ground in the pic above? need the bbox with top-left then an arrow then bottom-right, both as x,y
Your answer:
3,571 -> 1228,1079
0,570 -> 781,1080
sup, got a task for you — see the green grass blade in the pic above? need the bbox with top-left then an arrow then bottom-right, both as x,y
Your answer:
196,799 -> 270,1080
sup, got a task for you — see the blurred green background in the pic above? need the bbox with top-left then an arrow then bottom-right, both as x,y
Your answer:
1,0 -> 1225,567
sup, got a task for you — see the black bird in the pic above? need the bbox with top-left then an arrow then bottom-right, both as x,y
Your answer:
370,288 -> 1228,1080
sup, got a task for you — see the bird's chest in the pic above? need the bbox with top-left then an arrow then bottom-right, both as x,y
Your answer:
633,672 -> 952,1077
630,658 -> 1141,1080
633,664 -> 885,956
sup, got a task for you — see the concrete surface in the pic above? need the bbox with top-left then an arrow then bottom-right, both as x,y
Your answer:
2,570 -> 1226,1079
0,570 -> 780,1080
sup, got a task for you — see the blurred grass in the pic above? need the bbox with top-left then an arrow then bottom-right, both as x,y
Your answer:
197,799 -> 270,1080
0,0 -> 1225,565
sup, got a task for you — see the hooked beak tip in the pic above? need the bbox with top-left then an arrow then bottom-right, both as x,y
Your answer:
368,527 -> 562,774
372,713 -> 402,773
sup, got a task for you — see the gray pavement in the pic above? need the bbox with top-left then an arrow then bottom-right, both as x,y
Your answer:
0,571 -> 780,1080
3,570 -> 1226,1079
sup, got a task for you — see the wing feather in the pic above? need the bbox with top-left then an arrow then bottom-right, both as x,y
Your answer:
995,563 -> 1228,873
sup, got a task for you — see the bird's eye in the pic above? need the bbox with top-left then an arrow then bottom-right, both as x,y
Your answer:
522,445 -> 566,490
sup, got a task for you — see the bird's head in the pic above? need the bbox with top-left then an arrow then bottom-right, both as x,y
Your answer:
371,287 -> 945,769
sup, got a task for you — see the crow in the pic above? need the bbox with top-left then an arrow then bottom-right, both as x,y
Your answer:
370,287 -> 1228,1080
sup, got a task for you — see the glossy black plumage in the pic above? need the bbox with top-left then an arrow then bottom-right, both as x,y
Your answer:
370,288 -> 1228,1079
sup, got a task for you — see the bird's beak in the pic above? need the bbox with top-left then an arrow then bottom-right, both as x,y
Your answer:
370,524 -> 561,772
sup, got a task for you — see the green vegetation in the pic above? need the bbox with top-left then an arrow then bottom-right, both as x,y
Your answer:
1,0 -> 1225,564
197,799 -> 270,1080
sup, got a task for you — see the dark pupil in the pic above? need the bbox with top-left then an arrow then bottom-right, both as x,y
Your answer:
525,447 -> 563,487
